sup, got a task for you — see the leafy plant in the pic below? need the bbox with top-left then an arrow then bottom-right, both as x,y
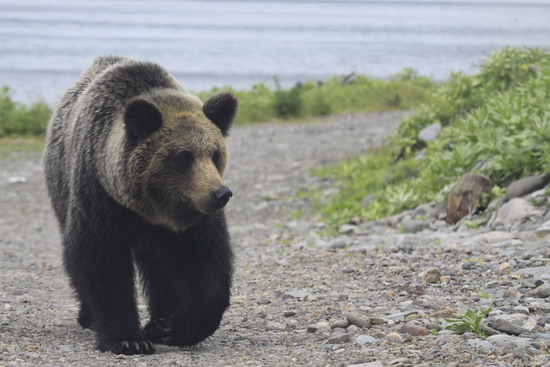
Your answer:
0,86 -> 51,137
444,305 -> 492,337
312,47 -> 550,230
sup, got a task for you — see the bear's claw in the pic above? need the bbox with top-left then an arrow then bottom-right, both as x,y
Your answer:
143,319 -> 171,343
99,338 -> 155,355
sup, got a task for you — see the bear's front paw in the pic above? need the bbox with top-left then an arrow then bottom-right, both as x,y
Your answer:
98,338 -> 155,355
143,319 -> 171,343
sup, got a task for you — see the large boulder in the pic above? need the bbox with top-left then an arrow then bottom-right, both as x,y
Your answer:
505,173 -> 550,201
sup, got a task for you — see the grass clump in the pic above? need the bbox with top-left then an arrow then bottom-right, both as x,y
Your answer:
445,305 -> 492,337
314,47 -> 550,232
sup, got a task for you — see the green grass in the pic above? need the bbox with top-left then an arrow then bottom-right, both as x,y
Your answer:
0,137 -> 44,157
313,47 -> 550,233
0,69 -> 435,155
198,71 -> 435,125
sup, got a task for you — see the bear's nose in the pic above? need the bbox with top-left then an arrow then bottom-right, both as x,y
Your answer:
213,186 -> 233,208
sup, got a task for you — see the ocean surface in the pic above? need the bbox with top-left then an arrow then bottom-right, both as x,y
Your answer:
1,0 -> 550,104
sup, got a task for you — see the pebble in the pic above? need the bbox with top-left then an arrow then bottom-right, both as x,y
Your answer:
423,268 -> 442,283
347,363 -> 385,367
386,332 -> 402,341
400,324 -> 429,336
513,305 -> 530,315
486,335 -> 539,349
487,318 -> 528,336
529,284 -> 550,298
345,312 -> 371,329
282,290 -> 310,300
354,334 -> 377,345
328,333 -> 351,344
331,320 -> 350,329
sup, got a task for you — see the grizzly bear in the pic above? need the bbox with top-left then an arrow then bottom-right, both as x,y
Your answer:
43,56 -> 237,355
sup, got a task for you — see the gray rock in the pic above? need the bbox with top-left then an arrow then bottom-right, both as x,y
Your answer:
354,334 -> 377,345
533,333 -> 550,341
467,339 -> 496,351
418,123 -> 442,144
331,320 -> 350,329
486,335 -> 538,349
401,218 -> 430,233
529,284 -> 550,298
513,265 -> 550,279
339,224 -> 360,235
506,173 -> 550,201
345,312 -> 371,329
486,318 -> 529,336
282,290 -> 310,300
492,198 -> 537,226
513,305 -> 530,315
347,363 -> 385,367
327,332 -> 351,344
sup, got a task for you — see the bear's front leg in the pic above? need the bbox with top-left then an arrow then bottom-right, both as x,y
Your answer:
63,215 -> 155,355
137,213 -> 233,347
141,257 -> 232,347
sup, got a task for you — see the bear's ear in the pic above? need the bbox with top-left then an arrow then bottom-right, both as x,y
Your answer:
124,98 -> 163,140
203,92 -> 238,137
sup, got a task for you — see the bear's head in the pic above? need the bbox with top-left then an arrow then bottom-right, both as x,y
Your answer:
116,91 -> 237,232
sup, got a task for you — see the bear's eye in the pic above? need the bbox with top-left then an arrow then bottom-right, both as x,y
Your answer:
173,150 -> 194,171
212,150 -> 222,170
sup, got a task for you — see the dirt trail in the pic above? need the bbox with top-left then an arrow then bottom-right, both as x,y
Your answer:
1,112 -> 405,366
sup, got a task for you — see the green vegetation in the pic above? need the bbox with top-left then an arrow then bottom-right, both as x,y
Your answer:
1,70 -> 434,142
444,305 -> 493,337
0,87 -> 50,137
314,47 -> 550,232
198,71 -> 434,125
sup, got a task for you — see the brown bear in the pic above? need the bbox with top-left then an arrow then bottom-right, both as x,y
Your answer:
43,55 -> 237,355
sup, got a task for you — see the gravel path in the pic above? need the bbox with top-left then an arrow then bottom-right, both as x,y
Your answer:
1,111 -> 549,367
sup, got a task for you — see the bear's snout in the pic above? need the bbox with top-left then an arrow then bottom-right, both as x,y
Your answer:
213,186 -> 233,209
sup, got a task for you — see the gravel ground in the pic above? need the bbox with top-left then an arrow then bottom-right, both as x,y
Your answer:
1,111 -> 549,367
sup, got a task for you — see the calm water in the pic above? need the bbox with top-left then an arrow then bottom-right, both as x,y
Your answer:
1,0 -> 550,103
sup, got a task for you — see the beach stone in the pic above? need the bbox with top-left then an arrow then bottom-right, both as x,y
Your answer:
400,324 -> 429,336
529,284 -> 550,298
486,335 -> 539,349
331,320 -> 350,329
513,266 -> 550,279
505,174 -> 550,201
386,332 -> 402,341
347,362 -> 385,367
328,332 -> 351,344
418,122 -> 442,144
402,218 -> 430,233
423,268 -> 442,284
447,173 -> 493,224
354,334 -> 377,345
487,318 -> 529,336
369,316 -> 390,325
513,305 -> 530,315
282,290 -> 310,300
493,198 -> 537,226
345,312 -> 371,329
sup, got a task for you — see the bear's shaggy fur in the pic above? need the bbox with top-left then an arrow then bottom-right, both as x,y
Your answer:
43,56 -> 237,355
